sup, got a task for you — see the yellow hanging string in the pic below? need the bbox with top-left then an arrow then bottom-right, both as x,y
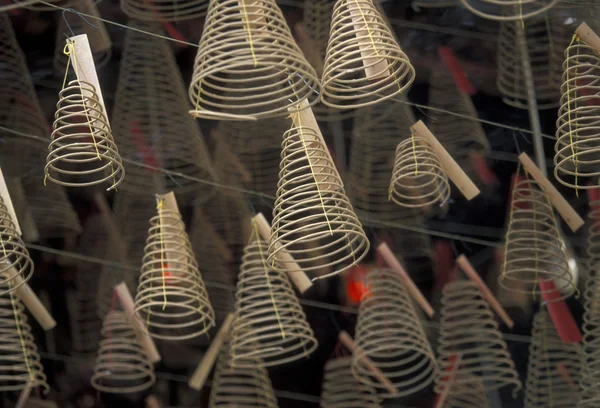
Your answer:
252,220 -> 285,339
291,108 -> 333,236
353,0 -> 379,57
240,0 -> 258,67
156,199 -> 168,311
8,280 -> 35,384
565,33 -> 581,196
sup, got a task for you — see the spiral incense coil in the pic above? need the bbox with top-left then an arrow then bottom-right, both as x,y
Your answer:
134,200 -> 214,340
321,357 -> 382,408
112,22 -> 215,195
0,196 -> 33,295
66,289 -> 101,357
500,176 -> 574,300
443,377 -> 490,408
230,235 -> 317,367
320,0 -> 415,110
555,37 -> 600,191
436,280 -> 522,396
348,100 -> 421,225
269,125 -> 369,280
46,79 -> 124,190
0,282 -> 48,393
497,18 -> 563,110
459,0 -> 558,21
54,0 -> 112,74
91,310 -> 156,394
188,0 -> 320,121
121,0 -> 209,21
353,268 -> 436,398
388,135 -> 451,214
525,310 -> 582,407
209,345 -> 278,408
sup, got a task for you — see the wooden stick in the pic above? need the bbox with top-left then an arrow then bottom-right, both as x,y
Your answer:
518,152 -> 584,232
338,331 -> 397,395
456,255 -> 514,328
434,353 -> 462,408
239,0 -> 266,29
189,313 -> 234,391
411,121 -> 480,201
346,1 -> 390,79
252,213 -> 312,294
5,267 -> 56,331
145,395 -> 161,408
15,383 -> 31,408
556,363 -> 577,391
0,167 -> 21,235
575,22 -> 600,54
376,243 -> 434,318
92,192 -> 128,264
114,282 -> 161,363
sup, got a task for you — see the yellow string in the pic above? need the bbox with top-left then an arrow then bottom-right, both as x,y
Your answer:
353,0 -> 379,57
252,220 -> 285,339
410,129 -> 418,175
156,199 -> 168,311
9,280 -> 35,383
565,34 -> 581,197
291,108 -> 333,236
240,0 -> 258,67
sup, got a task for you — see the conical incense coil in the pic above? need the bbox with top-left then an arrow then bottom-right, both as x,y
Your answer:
66,289 -> 101,357
436,280 -> 522,396
348,101 -> 420,225
91,310 -> 155,394
112,21 -> 215,195
134,198 -> 214,340
388,134 -> 450,214
0,195 -> 33,295
524,310 -> 582,408
209,344 -> 279,408
0,282 -> 48,393
353,268 -> 436,398
443,377 -> 490,408
121,0 -> 209,21
320,0 -> 415,110
269,125 -> 369,280
302,0 -> 332,72
500,176 -> 574,301
54,0 -> 112,73
459,0 -> 558,21
497,17 -> 562,109
46,79 -> 124,189
188,0 -> 320,121
321,357 -> 382,408
230,235 -> 317,367
555,36 -> 600,191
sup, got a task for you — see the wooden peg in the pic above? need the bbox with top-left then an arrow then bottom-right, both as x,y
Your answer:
115,282 -> 161,363
0,167 -> 21,235
15,383 -> 31,408
376,243 -> 434,318
346,1 -> 390,79
411,121 -> 480,201
434,353 -> 462,408
189,313 -> 234,391
252,213 -> 312,293
9,271 -> 55,331
575,22 -> 600,54
145,395 -> 161,408
338,331 -> 397,395
456,255 -> 514,328
518,152 -> 584,232
156,191 -> 180,215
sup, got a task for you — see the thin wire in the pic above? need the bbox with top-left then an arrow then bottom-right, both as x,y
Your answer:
0,0 -> 42,11
62,8 -> 98,37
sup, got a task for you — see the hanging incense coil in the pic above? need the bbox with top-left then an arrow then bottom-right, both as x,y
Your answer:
497,17 -> 564,110
388,134 -> 451,214
121,0 -> 209,21
525,310 -> 582,407
555,35 -> 600,191
46,79 -> 124,189
500,176 -> 574,300
459,0 -> 558,21
353,268 -> 436,398
269,125 -> 369,280
436,280 -> 522,396
443,377 -> 491,408
91,310 -> 156,394
230,235 -> 317,367
54,0 -> 112,73
0,195 -> 33,295
0,282 -> 48,393
188,0 -> 320,121
66,289 -> 101,357
112,21 -> 215,195
348,100 -> 422,225
320,0 -> 415,110
209,344 -> 278,408
134,198 -> 214,340
321,357 -> 382,408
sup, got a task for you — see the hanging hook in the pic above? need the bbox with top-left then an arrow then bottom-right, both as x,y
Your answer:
62,8 -> 98,38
